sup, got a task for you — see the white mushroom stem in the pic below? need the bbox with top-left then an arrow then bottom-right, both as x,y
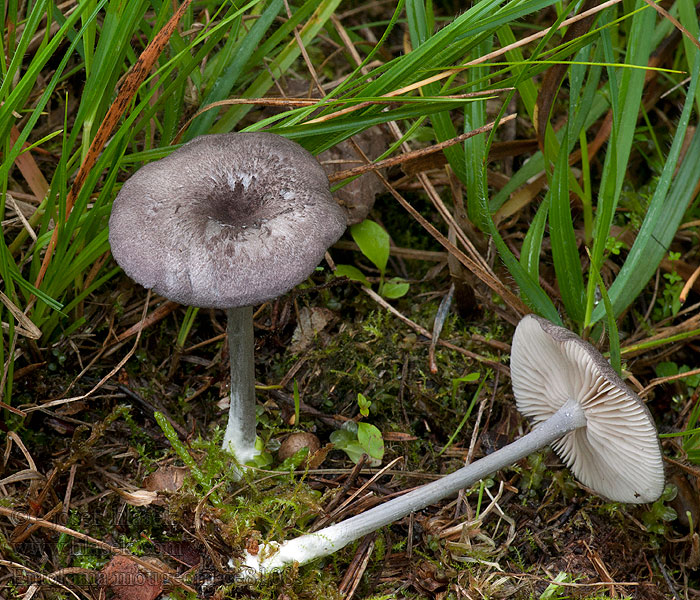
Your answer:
222,305 -> 260,464
241,397 -> 587,577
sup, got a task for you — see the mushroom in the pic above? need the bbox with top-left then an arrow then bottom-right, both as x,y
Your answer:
109,132 -> 346,464
239,314 -> 664,576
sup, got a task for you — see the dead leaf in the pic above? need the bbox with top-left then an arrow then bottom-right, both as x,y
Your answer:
114,489 -> 159,507
143,466 -> 188,493
9,126 -> 49,202
307,443 -> 332,469
412,560 -> 450,594
684,533 -> 700,570
100,555 -> 163,600
0,290 -> 41,339
246,537 -> 260,556
668,469 -> 700,532
56,400 -> 88,417
382,431 -> 418,442
289,307 -> 336,354
154,540 -> 202,569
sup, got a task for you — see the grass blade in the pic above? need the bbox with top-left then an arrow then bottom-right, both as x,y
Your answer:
548,126 -> 585,323
584,2 -> 656,325
591,48 -> 700,323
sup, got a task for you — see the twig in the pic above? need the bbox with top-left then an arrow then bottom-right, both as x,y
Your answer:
420,173 -> 493,275
319,457 -> 404,528
5,192 -> 37,241
338,534 -> 376,599
5,432 -> 37,471
61,463 -> 78,522
318,454 -> 369,523
283,0 -> 324,95
0,289 -> 41,339
366,166 -> 528,317
328,114 -> 516,183
680,264 -> 700,303
655,555 -> 682,600
116,301 -> 179,342
640,366 -> 700,397
640,0 -> 700,52
173,98 -> 319,142
0,559 -> 84,600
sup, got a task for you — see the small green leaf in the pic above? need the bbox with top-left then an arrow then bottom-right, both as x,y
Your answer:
329,428 -> 355,447
380,278 -> 410,299
660,506 -> 678,522
341,442 -> 370,464
249,451 -> 273,468
655,362 -> 679,378
350,220 -> 390,274
451,372 -> 480,399
335,264 -> 370,287
275,447 -> 309,471
679,367 -> 700,389
661,484 -> 678,502
357,422 -> 384,461
330,429 -> 371,464
357,393 -> 371,417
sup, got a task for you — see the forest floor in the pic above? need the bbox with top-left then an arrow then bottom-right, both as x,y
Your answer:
2,1 -> 700,599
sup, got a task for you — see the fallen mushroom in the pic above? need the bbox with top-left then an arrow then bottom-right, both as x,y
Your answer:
109,132 -> 346,464
239,314 -> 664,576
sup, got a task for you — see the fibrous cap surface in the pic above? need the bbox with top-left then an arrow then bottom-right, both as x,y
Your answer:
109,132 -> 346,308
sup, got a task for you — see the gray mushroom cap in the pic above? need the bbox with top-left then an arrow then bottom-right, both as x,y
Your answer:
109,132 -> 346,309
510,314 -> 664,503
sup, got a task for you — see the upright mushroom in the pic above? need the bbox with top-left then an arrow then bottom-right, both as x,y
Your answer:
109,132 -> 346,464
240,314 -> 664,576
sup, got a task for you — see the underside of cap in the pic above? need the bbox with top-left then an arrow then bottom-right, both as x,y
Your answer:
109,132 -> 346,308
511,315 -> 664,503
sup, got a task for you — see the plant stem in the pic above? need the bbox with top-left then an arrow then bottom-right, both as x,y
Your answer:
242,397 -> 586,576
222,305 -> 259,464
153,411 -> 221,506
